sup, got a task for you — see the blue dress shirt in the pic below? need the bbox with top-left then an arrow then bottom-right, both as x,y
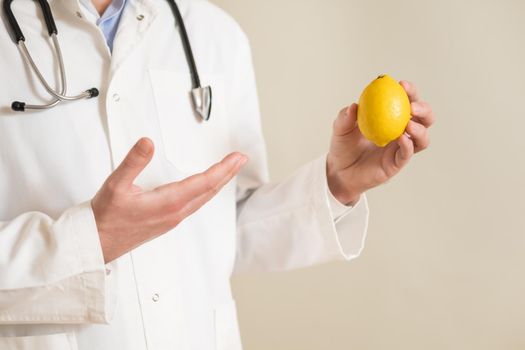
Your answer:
80,0 -> 128,51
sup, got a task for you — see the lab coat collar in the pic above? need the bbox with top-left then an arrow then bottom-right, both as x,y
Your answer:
58,0 -> 190,18
109,0 -> 190,74
109,0 -> 158,73
57,0 -> 84,15
56,0 -> 191,76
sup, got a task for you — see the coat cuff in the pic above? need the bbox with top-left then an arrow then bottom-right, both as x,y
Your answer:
315,155 -> 369,261
67,201 -> 117,323
327,186 -> 354,221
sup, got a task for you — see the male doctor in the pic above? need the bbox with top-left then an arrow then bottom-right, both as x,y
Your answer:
0,0 -> 434,349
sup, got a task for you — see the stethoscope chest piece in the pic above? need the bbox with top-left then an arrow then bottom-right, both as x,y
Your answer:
191,86 -> 212,121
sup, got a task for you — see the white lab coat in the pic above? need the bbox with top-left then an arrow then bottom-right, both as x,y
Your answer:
0,0 -> 369,349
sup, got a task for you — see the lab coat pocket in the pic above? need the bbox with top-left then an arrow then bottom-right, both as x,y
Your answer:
0,332 -> 78,350
148,68 -> 233,175
214,299 -> 243,350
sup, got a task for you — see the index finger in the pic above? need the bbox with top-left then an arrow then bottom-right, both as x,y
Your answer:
155,152 -> 247,204
400,80 -> 420,103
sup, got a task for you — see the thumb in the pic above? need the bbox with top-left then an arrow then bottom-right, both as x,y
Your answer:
333,103 -> 358,137
108,138 -> 154,190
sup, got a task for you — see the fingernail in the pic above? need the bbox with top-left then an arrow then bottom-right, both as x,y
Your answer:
229,154 -> 243,165
137,138 -> 152,154
238,155 -> 248,166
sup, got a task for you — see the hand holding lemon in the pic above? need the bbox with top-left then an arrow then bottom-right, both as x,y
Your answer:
326,77 -> 434,205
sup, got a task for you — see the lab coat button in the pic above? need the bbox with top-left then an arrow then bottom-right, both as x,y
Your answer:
152,293 -> 160,302
112,93 -> 120,102
137,14 -> 145,21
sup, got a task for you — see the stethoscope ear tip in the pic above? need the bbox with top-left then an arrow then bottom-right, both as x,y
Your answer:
86,88 -> 99,98
11,101 -> 26,112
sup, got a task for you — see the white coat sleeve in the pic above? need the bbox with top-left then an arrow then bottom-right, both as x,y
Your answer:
229,30 -> 369,274
0,201 -> 115,324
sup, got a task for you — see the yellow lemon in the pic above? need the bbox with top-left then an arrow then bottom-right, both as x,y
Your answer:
357,74 -> 411,147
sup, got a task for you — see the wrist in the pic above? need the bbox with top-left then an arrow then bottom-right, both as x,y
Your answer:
326,157 -> 362,206
328,175 -> 361,206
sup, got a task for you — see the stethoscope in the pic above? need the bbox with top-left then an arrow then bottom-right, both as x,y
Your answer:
3,0 -> 212,121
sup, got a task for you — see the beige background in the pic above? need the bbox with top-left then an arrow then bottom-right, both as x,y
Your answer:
210,1 -> 525,349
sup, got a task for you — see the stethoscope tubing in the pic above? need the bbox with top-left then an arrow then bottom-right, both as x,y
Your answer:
4,0 -> 98,111
19,35 -> 94,101
3,0 -> 57,42
3,0 -> 210,120
166,0 -> 201,89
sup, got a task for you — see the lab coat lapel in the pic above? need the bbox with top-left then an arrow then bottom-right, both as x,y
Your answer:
57,0 -> 83,14
110,0 -> 190,75
110,0 -> 158,74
